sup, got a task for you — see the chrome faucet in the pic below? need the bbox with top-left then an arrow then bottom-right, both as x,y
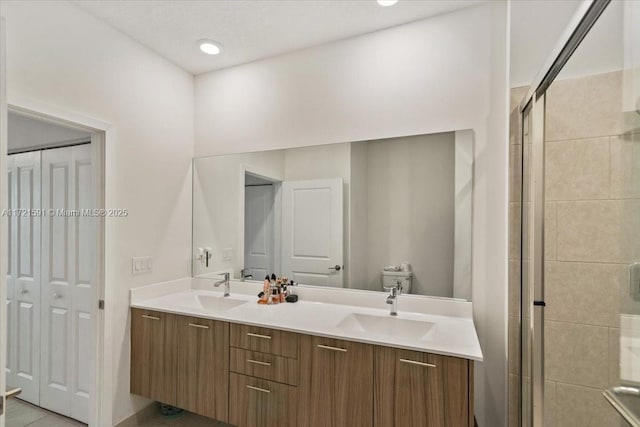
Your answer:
386,281 -> 403,316
214,272 -> 231,297
240,269 -> 253,282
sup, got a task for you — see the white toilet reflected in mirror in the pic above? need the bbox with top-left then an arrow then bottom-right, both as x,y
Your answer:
382,270 -> 413,294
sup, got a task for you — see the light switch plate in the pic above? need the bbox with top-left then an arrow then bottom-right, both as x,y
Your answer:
132,256 -> 153,275
223,248 -> 233,261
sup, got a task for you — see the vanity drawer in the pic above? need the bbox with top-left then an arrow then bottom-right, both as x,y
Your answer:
230,324 -> 299,358
229,373 -> 297,427
230,347 -> 299,386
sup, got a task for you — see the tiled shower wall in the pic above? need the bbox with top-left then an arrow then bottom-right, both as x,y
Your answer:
508,71 -> 633,427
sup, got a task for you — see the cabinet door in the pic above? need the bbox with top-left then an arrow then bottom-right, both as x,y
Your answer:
374,347 -> 471,427
229,373 -> 297,427
176,316 -> 229,422
130,309 -> 177,405
300,336 -> 373,427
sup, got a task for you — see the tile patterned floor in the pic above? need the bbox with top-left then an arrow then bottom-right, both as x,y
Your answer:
6,399 -> 86,427
6,399 -> 232,427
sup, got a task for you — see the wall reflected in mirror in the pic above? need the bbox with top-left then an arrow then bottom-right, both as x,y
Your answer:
193,130 -> 474,300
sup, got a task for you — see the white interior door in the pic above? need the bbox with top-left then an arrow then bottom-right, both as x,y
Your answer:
281,178 -> 343,287
244,185 -> 275,280
6,152 -> 41,405
40,144 -> 93,423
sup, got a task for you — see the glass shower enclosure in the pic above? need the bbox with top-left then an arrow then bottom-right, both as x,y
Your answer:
513,0 -> 640,426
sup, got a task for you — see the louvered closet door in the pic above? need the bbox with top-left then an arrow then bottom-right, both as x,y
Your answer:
6,152 -> 42,405
40,144 -> 94,423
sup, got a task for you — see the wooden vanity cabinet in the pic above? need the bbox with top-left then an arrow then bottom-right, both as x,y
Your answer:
176,315 -> 229,422
130,308 -> 178,406
374,347 -> 474,427
299,335 -> 374,427
130,309 -> 230,422
230,324 -> 299,358
229,373 -> 297,427
229,323 -> 300,427
131,310 -> 474,427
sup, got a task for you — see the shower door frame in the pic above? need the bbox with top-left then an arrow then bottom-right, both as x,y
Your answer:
517,1 -> 613,426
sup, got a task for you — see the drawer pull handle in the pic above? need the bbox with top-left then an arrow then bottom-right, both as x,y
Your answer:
317,344 -> 347,352
399,358 -> 436,368
246,385 -> 271,394
247,332 -> 272,340
188,323 -> 209,329
247,359 -> 271,367
141,315 -> 160,321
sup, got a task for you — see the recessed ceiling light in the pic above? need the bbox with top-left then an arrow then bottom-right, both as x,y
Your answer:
198,40 -> 222,55
377,0 -> 398,6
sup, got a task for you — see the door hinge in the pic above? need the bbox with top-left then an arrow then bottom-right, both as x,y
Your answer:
98,299 -> 105,310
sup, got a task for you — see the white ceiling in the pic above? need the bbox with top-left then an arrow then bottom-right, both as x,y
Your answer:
72,0 -> 486,76
556,0 -> 623,81
72,0 -> 621,87
510,0 -> 583,88
510,0 -> 624,88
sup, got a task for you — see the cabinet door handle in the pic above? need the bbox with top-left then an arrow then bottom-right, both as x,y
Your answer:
246,385 -> 270,394
188,323 -> 209,329
247,332 -> 271,340
141,314 -> 160,321
317,344 -> 347,352
247,359 -> 271,367
399,358 -> 436,368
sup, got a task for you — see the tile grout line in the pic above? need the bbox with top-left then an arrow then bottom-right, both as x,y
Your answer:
545,318 -> 620,329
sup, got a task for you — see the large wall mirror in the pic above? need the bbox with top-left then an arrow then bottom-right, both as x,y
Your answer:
193,130 -> 474,300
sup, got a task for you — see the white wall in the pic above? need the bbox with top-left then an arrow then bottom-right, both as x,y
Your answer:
509,0 -> 582,88
195,3 -> 509,425
349,141 -> 369,290
8,112 -> 91,152
0,1 -> 194,425
364,133 -> 455,297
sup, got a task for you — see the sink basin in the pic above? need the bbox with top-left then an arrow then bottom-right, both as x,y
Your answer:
195,295 -> 247,312
336,313 -> 436,341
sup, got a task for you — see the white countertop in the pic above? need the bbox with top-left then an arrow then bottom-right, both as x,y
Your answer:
130,278 -> 483,361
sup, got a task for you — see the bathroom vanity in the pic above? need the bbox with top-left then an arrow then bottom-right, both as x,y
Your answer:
129,279 -> 481,427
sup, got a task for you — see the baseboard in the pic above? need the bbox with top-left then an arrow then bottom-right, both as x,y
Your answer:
115,402 -> 158,427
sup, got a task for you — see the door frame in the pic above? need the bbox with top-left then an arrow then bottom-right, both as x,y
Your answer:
244,184 -> 276,279
5,99 -> 108,427
239,165 -> 282,279
0,16 -> 7,427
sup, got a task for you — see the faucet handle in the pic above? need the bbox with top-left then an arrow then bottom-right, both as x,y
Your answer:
395,280 -> 403,293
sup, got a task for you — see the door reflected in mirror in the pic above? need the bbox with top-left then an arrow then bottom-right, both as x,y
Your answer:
193,130 -> 474,300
